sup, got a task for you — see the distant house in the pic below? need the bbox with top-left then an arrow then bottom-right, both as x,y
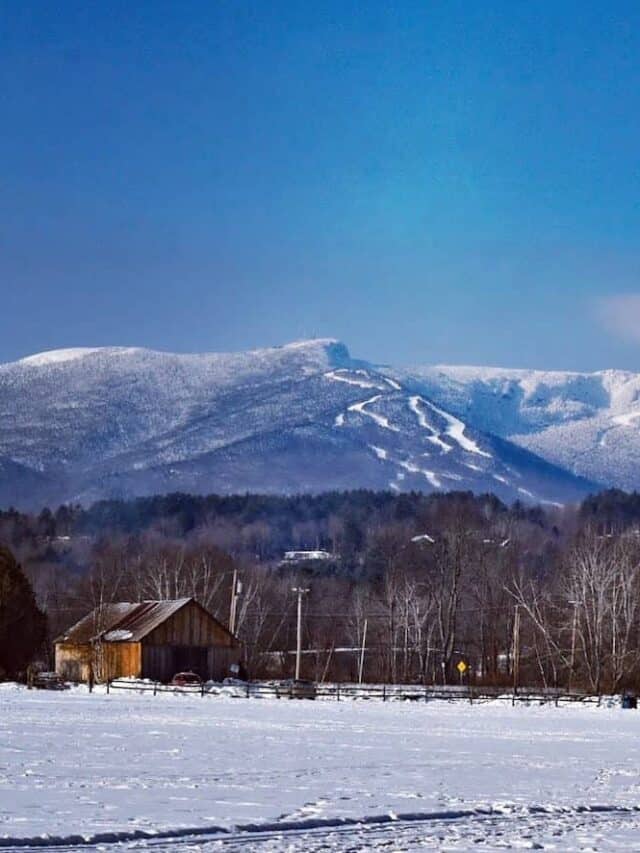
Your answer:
282,550 -> 335,562
55,598 -> 240,683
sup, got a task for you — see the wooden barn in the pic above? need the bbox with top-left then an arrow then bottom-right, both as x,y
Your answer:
55,598 -> 240,683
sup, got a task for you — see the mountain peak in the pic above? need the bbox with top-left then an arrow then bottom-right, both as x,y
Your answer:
15,347 -> 141,368
278,338 -> 350,362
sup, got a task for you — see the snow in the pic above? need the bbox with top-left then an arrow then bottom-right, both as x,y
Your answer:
408,396 -> 452,453
397,362 -> 640,490
518,486 -> 536,498
324,370 -> 380,390
18,348 -> 109,366
398,459 -> 441,488
369,445 -> 388,460
347,396 -> 400,432
0,339 -> 602,506
283,550 -> 334,561
411,533 -> 435,543
2,688 -> 640,851
102,629 -> 133,641
283,338 -> 340,350
611,410 -> 640,427
420,398 -> 492,458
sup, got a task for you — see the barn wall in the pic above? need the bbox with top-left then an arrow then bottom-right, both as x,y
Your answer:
100,642 -> 141,681
141,645 -> 174,682
55,642 -> 92,682
143,600 -> 235,647
55,642 -> 142,682
207,646 -> 241,680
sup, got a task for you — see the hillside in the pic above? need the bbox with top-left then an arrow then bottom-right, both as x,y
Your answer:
0,340 -> 598,508
394,364 -> 640,491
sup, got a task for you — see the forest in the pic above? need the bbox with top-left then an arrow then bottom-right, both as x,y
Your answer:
2,488 -> 640,691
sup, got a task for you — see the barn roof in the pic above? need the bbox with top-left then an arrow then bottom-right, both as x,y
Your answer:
55,598 -> 196,644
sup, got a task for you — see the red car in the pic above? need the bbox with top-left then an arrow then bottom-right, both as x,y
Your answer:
170,671 -> 202,687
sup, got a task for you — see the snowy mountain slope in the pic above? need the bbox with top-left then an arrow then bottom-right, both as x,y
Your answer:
0,340 -> 597,508
391,364 -> 640,491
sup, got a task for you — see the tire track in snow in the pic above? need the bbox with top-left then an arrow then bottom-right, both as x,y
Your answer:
13,804 -> 640,852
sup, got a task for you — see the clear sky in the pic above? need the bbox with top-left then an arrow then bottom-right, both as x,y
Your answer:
2,1 -> 640,370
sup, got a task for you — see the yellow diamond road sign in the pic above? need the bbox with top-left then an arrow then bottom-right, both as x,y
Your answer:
457,660 -> 468,674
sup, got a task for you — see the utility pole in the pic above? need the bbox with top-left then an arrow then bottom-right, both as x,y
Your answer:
292,586 -> 310,680
512,604 -> 521,700
229,570 -> 242,635
358,618 -> 368,684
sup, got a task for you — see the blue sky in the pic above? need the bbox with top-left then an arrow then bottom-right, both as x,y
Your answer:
2,1 -> 640,370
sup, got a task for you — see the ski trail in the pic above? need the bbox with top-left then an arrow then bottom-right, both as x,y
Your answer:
398,459 -> 441,488
348,396 -> 400,432
324,370 -> 380,390
408,397 -> 452,453
418,397 -> 492,457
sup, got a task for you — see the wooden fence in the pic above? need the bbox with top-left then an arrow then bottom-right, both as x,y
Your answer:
105,679 -> 604,705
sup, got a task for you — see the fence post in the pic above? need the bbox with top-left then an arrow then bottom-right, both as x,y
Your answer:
383,684 -> 387,702
201,682 -> 205,698
153,681 -> 157,696
337,685 -> 340,702
246,682 -> 250,699
106,679 -> 110,695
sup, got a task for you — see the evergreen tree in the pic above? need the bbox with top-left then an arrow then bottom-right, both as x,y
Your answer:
0,545 -> 47,677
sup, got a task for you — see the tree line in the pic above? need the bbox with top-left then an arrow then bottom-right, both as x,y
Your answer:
3,488 -> 640,690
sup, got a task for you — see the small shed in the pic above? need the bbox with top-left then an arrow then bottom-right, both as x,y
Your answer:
55,598 -> 240,683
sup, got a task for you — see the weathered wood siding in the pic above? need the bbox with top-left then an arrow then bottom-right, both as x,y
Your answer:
143,600 -> 235,647
55,642 -> 92,682
55,641 -> 142,682
101,642 -> 141,681
207,646 -> 240,680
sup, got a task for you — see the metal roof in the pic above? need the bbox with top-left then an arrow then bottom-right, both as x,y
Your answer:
55,598 -> 194,644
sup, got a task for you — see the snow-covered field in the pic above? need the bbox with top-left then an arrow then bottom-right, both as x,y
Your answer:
2,685 -> 640,851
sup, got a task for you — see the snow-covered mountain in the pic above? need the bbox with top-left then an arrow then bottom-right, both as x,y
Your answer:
0,340 -> 600,509
393,364 -> 640,492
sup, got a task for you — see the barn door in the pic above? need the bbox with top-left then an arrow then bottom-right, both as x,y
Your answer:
174,646 -> 207,677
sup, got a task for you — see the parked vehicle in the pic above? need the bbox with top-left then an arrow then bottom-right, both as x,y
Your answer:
33,671 -> 69,691
170,671 -> 202,687
276,679 -> 317,700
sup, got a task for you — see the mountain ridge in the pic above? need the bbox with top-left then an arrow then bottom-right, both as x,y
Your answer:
394,361 -> 640,490
0,339 -> 609,509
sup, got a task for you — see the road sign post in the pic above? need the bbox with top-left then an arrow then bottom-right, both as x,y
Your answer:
457,659 -> 468,685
